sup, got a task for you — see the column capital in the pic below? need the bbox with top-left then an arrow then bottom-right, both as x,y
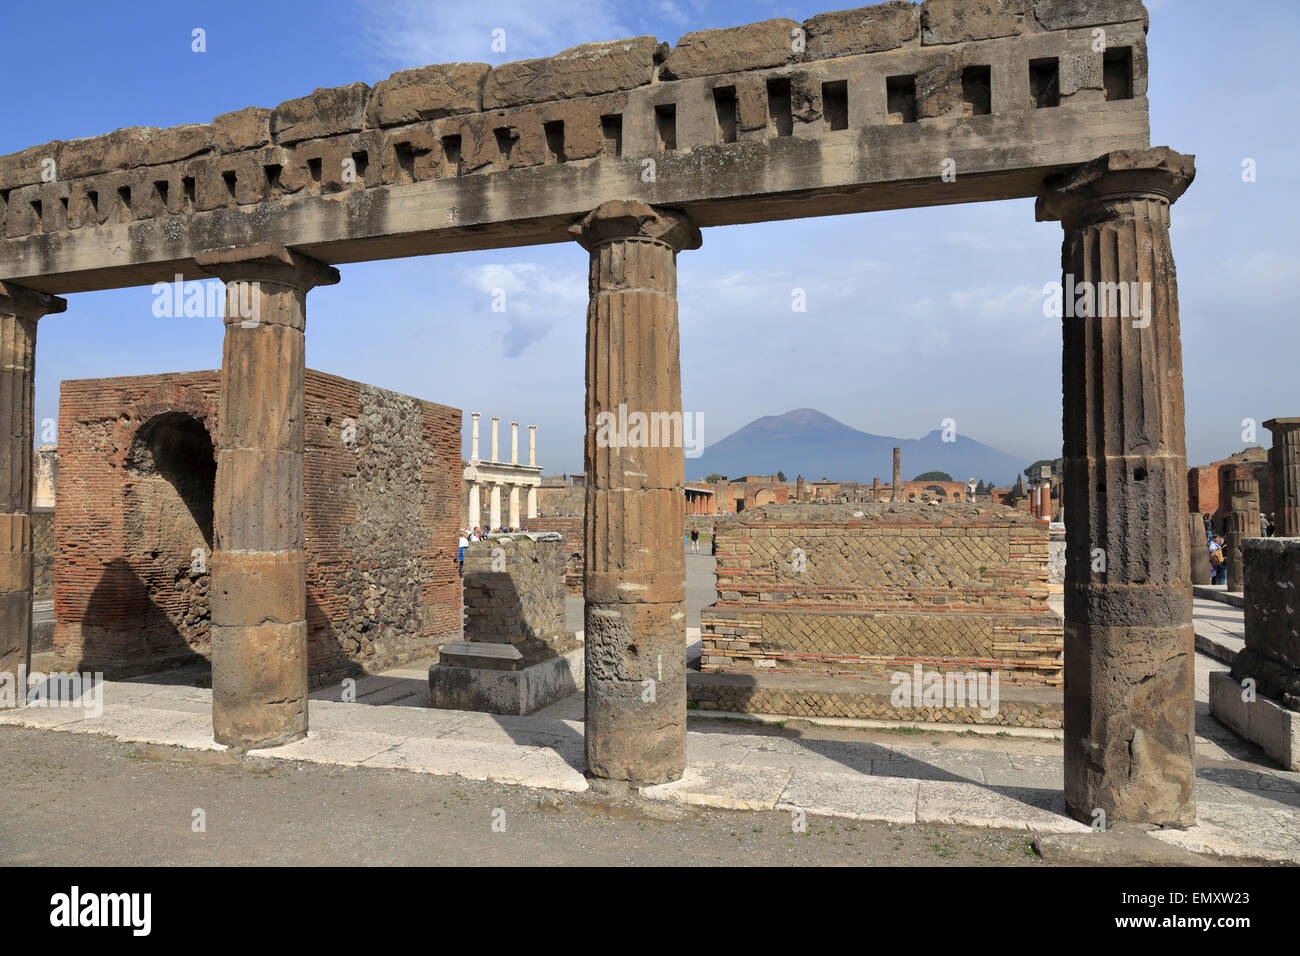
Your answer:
0,281 -> 67,322
1036,147 -> 1196,227
195,243 -> 340,292
569,200 -> 701,253
1265,417 -> 1300,433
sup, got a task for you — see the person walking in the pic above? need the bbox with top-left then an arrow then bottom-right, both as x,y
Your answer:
690,525 -> 700,554
710,523 -> 718,557
1209,534 -> 1226,585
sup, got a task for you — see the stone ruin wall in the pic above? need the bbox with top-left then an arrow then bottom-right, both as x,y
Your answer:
700,502 -> 1061,685
53,370 -> 461,679
461,535 -> 578,665
0,0 -> 1150,287
523,516 -> 584,594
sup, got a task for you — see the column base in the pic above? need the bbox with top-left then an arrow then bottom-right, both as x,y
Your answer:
212,620 -> 308,748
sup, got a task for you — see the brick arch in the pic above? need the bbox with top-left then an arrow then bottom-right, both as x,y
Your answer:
126,383 -> 217,446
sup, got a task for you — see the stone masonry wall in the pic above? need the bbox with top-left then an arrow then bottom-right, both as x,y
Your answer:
700,502 -> 1061,685
524,516 -> 583,593
54,369 -> 461,679
461,534 -> 577,665
31,507 -> 54,602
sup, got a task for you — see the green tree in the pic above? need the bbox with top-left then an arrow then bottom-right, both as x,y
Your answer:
914,470 -> 953,482
776,470 -> 787,482
705,473 -> 727,483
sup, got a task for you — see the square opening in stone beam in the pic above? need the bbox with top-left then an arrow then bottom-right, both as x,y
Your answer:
822,80 -> 849,131
116,185 -> 131,221
29,198 -> 42,224
179,179 -> 193,211
392,142 -> 416,182
493,128 -> 518,167
0,188 -> 8,219
714,86 -> 739,143
544,121 -> 566,162
221,170 -> 237,200
307,157 -> 323,183
886,75 -> 916,124
600,114 -> 622,157
154,180 -> 169,208
350,150 -> 369,183
441,135 -> 462,175
962,65 -> 992,116
767,77 -> 793,137
87,188 -> 100,217
263,163 -> 283,192
1030,58 -> 1060,108
654,104 -> 677,151
1104,46 -> 1133,100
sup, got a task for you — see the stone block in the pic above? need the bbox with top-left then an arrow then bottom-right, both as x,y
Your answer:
368,63 -> 489,126
273,83 -> 371,145
921,0 -> 1026,45
803,2 -> 920,60
428,647 -> 583,716
214,107 -> 273,152
660,19 -> 801,80
1033,0 -> 1148,31
1232,538 -> 1300,707
484,38 -> 659,108
210,550 -> 306,627
211,620 -> 307,747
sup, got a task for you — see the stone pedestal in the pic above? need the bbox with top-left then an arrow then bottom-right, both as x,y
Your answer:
1265,418 -> 1300,537
1038,147 -> 1197,827
1225,466 -> 1261,593
571,200 -> 700,785
196,244 -> 338,748
0,283 -> 65,700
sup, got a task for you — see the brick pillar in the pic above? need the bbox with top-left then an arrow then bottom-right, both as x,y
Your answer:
1225,465 -> 1261,593
1265,418 -> 1300,537
0,283 -> 65,699
571,200 -> 701,784
1038,147 -> 1197,827
196,244 -> 338,748
891,447 -> 901,501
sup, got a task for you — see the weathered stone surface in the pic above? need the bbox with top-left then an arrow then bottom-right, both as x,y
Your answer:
273,83 -> 370,145
1232,538 -> 1300,710
1033,0 -> 1148,31
485,38 -> 659,109
921,0 -> 1026,45
660,19 -> 801,80
0,144 -> 60,190
915,51 -> 968,119
1059,51 -> 1104,97
803,2 -> 920,60
1042,147 -> 1197,828
369,63 -> 488,126
214,107 -> 273,152
1265,418 -> 1300,537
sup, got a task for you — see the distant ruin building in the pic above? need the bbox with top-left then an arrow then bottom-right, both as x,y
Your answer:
53,370 -> 462,680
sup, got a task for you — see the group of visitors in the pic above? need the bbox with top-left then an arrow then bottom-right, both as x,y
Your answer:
456,525 -> 517,575
686,524 -> 718,556
1201,511 -> 1278,585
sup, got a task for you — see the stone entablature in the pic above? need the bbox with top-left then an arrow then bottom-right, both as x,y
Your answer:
0,2 -> 1149,292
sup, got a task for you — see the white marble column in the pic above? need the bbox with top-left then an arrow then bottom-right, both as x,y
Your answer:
467,481 -> 481,528
527,486 -> 538,519
509,485 -> 521,529
471,412 -> 480,460
528,425 -> 537,467
511,421 -> 519,465
489,482 -> 502,530
490,416 -> 499,462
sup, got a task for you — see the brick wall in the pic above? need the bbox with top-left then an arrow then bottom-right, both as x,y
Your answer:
1187,449 -> 1272,530
700,502 -> 1061,686
526,516 -> 583,593
461,535 -> 576,665
54,369 -> 462,679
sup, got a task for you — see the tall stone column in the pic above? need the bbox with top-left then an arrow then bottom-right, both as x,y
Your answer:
1225,465 -> 1261,593
526,486 -> 538,519
0,283 -> 65,699
467,481 -> 481,528
872,477 -> 880,502
571,200 -> 701,784
510,421 -> 519,465
1037,147 -> 1197,827
489,482 -> 501,530
891,447 -> 901,501
1265,418 -> 1300,537
471,412 -> 480,460
490,416 -> 499,462
508,485 -> 521,529
195,244 -> 338,748
528,425 -> 537,467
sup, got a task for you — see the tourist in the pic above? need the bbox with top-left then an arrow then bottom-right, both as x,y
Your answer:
690,525 -> 700,554
1202,514 -> 1213,545
470,526 -> 482,542
1209,534 -> 1226,585
457,530 -> 469,576
711,523 -> 718,557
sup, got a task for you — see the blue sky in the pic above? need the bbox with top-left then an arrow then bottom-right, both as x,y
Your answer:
4,0 -> 1297,475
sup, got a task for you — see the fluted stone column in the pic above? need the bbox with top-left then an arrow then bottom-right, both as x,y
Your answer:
467,481 -> 481,528
0,283 -> 65,700
571,200 -> 701,784
1038,147 -> 1197,827
489,482 -> 501,530
1225,465 -> 1261,593
1265,418 -> 1300,537
196,244 -> 338,748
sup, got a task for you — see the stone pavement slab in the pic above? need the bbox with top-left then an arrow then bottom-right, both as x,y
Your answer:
916,780 -> 1089,833
643,763 -> 794,811
1150,801 -> 1300,864
775,770 -> 919,824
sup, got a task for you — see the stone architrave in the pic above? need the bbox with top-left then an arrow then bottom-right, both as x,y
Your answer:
1265,418 -> 1300,537
1225,465 -> 1261,593
1038,147 -> 1197,827
0,282 -> 65,700
195,244 -> 339,748
570,200 -> 701,785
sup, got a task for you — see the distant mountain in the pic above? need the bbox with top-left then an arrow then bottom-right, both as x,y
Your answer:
689,408 -> 1028,487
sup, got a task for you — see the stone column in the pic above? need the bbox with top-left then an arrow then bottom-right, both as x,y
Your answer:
872,477 -> 881,502
570,200 -> 701,785
195,244 -> 338,749
528,424 -> 537,467
489,482 -> 502,530
509,484 -> 521,529
471,412 -> 480,460
1225,465 -> 1261,593
467,481 -> 481,528
0,283 -> 65,699
1265,418 -> 1300,537
510,421 -> 519,465
1188,512 -> 1211,585
796,475 -> 805,502
1037,147 -> 1197,827
490,416 -> 499,462
526,486 -> 538,519
891,447 -> 901,501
